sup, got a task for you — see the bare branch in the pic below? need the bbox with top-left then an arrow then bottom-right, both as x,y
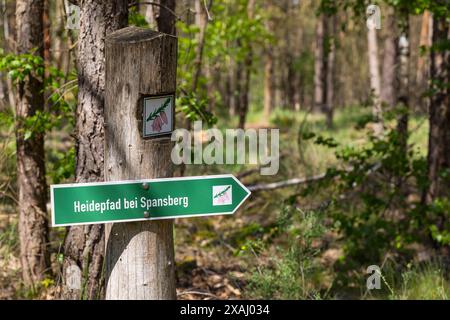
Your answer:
128,1 -> 180,20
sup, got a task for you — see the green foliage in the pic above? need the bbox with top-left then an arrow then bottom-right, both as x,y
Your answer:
269,109 -> 298,127
49,147 -> 75,184
176,0 -> 271,125
245,203 -> 328,299
0,221 -> 19,262
128,7 -> 149,27
300,111 -> 448,265
176,91 -> 217,126
0,51 -> 75,140
391,263 -> 449,299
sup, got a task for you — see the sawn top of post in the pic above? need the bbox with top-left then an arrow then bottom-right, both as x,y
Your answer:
106,26 -> 177,44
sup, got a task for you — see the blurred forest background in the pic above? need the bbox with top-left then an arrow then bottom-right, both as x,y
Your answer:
0,0 -> 449,299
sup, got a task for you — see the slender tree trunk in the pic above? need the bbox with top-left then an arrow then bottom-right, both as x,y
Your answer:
263,47 -> 274,119
238,0 -> 255,129
263,1 -> 274,118
145,0 -> 158,28
3,0 -> 15,109
62,0 -> 128,300
325,15 -> 337,128
423,14 -> 450,205
192,0 -> 209,93
157,0 -> 175,35
229,58 -> 237,117
416,10 -> 432,109
422,13 -> 449,252
314,14 -> 325,112
15,0 -> 50,288
367,22 -> 383,135
381,9 -> 397,107
396,14 -> 410,155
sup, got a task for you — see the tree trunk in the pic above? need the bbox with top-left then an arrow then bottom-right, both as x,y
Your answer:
157,0 -> 175,35
416,10 -> 432,109
423,15 -> 450,204
263,47 -> 274,119
422,14 -> 449,251
62,0 -> 128,300
367,22 -> 383,135
263,2 -> 274,118
314,14 -> 325,112
104,27 -> 177,299
325,15 -> 337,128
396,14 -> 410,156
238,0 -> 255,129
192,0 -> 209,93
380,9 -> 397,107
2,0 -> 15,109
145,0 -> 158,28
15,0 -> 50,288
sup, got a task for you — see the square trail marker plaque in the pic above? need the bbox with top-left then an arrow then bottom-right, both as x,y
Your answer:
143,94 -> 174,138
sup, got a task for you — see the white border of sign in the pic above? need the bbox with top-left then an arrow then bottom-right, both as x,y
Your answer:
50,174 -> 251,227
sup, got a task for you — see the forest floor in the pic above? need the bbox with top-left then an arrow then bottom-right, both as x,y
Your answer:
1,106 -> 448,300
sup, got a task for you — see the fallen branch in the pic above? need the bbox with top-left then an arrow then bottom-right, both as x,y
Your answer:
247,173 -> 328,192
247,163 -> 381,192
177,290 -> 218,299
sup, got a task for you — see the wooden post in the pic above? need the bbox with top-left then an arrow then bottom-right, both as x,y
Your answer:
104,26 -> 177,300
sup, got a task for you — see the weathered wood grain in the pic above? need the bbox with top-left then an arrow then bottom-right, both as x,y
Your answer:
104,26 -> 177,300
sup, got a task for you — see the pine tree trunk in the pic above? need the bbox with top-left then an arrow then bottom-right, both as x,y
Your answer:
263,48 -> 274,119
157,0 -> 175,35
325,15 -> 337,128
367,22 -> 383,135
15,0 -> 50,288
423,15 -> 450,204
238,0 -> 255,129
381,9 -> 397,107
416,10 -> 432,109
422,14 -> 449,251
314,14 -> 325,112
192,0 -> 208,93
396,14 -> 410,156
62,0 -> 128,300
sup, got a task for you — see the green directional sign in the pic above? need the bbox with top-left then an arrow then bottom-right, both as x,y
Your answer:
51,174 -> 251,227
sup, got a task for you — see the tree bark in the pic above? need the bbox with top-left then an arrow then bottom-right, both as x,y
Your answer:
380,9 -> 397,107
325,15 -> 337,128
157,0 -> 175,35
62,0 -> 128,300
238,0 -> 255,129
145,0 -> 158,28
423,14 -> 450,204
15,0 -> 50,288
314,14 -> 325,112
367,22 -> 383,135
396,14 -> 410,156
416,10 -> 432,108
192,0 -> 209,93
263,47 -> 274,119
104,27 -> 177,300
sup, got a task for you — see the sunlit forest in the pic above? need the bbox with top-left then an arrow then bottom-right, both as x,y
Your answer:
0,0 -> 449,300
